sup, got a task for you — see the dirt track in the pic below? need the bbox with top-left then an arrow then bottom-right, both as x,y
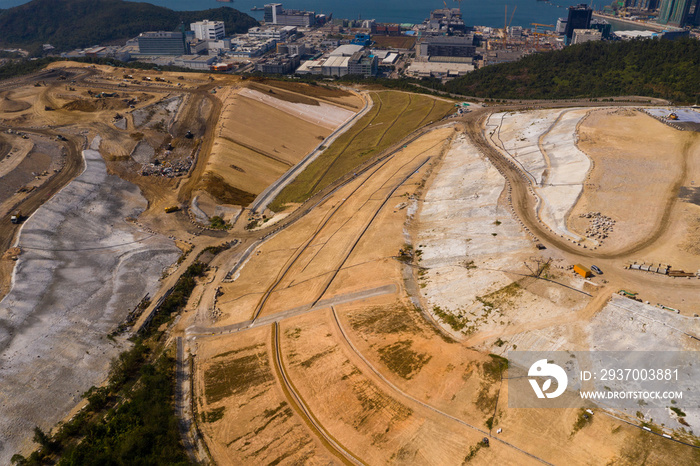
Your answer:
0,127 -> 84,300
464,108 -> 694,261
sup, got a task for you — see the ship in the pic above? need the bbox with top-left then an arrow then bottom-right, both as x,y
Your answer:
216,0 -> 234,3
251,6 -> 265,10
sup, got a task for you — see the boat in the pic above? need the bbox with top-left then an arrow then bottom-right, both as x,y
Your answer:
251,6 -> 265,11
216,0 -> 234,3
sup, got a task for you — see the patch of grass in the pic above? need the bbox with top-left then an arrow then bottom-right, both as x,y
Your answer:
209,215 -> 228,230
254,403 -> 293,435
201,173 -> 256,206
463,439 -> 489,463
378,340 -> 432,380
671,406 -> 686,417
462,260 -> 477,270
482,354 -> 509,382
212,343 -> 265,360
298,346 -> 336,368
204,351 -> 273,403
202,406 -> 226,423
480,282 -> 522,309
432,305 -> 470,331
269,91 -> 453,211
349,305 -> 423,335
351,380 -> 412,429
255,78 -> 354,101
572,408 -> 593,435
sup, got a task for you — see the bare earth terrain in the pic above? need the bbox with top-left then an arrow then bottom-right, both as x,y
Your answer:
0,62 -> 699,465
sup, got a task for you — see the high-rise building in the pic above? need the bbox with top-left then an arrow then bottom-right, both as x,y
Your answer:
625,0 -> 659,9
556,17 -> 568,34
657,0 -> 694,26
137,31 -> 187,55
190,20 -> 225,41
264,3 -> 315,27
419,35 -> 476,58
564,4 -> 592,41
264,3 -> 283,23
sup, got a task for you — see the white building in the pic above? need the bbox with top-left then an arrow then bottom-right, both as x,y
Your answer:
191,20 -> 225,41
247,26 -> 297,41
572,29 -> 602,45
174,55 -> 217,70
556,18 -> 568,35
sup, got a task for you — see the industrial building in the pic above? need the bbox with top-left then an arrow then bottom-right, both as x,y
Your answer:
248,25 -> 297,41
426,7 -> 468,33
277,42 -> 313,56
255,54 -> 300,74
137,31 -> 188,56
371,23 -> 402,36
564,4 -> 592,42
190,20 -> 225,41
406,61 -> 474,79
173,55 -> 217,70
572,29 -> 602,44
264,3 -> 316,27
419,35 -> 476,59
314,44 -> 378,77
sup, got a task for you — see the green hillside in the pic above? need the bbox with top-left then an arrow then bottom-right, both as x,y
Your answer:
0,0 -> 258,53
444,38 -> 700,104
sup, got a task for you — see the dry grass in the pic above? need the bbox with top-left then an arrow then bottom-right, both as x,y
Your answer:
269,91 -> 454,211
203,348 -> 273,404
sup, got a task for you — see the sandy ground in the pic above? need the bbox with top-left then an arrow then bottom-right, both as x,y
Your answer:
0,134 -> 33,179
238,88 -> 355,130
572,108 -> 698,257
194,326 -> 338,465
203,127 -> 454,329
201,86 -> 355,203
409,124 -> 700,462
0,142 -> 180,462
0,134 -> 64,217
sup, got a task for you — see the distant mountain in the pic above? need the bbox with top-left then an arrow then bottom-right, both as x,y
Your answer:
0,0 -> 258,53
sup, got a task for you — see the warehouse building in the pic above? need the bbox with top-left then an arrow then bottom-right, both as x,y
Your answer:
137,31 -> 188,56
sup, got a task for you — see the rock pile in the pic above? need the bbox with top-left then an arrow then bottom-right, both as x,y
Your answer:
580,212 -> 615,240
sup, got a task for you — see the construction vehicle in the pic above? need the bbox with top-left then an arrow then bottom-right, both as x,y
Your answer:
164,205 -> 180,213
185,130 -> 194,139
667,112 -> 679,120
573,264 -> 592,278
155,77 -> 166,82
619,290 -> 637,297
10,211 -> 22,224
56,134 -> 67,141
